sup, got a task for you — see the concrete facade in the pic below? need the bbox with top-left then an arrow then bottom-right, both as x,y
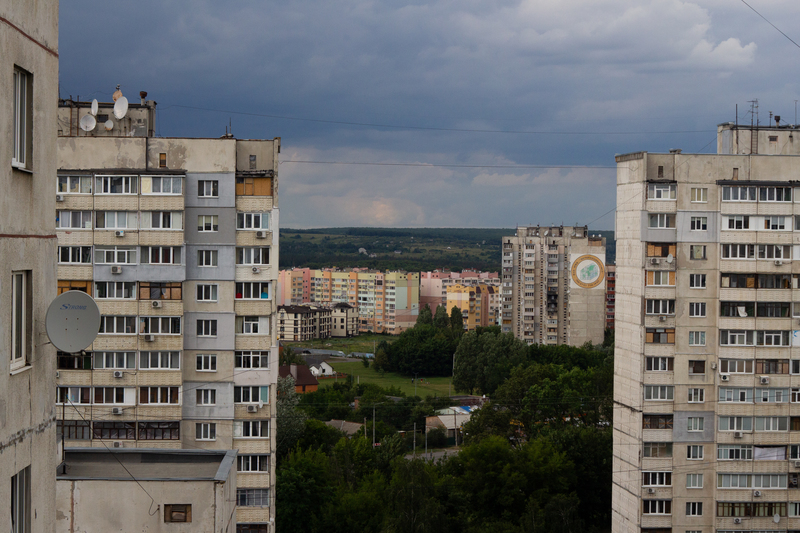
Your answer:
612,130 -> 800,533
55,96 -> 278,533
445,283 -> 497,330
1,3 -> 59,533
501,226 -> 606,346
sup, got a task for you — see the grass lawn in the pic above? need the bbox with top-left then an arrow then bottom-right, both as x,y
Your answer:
327,361 -> 453,398
284,334 -> 393,355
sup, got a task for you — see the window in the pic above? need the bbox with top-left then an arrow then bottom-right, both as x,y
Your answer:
688,360 -> 705,375
646,299 -> 675,315
95,175 -> 137,194
760,186 -> 792,202
237,212 -> 270,230
721,302 -> 754,317
755,417 -> 788,431
719,416 -> 752,431
688,302 -> 706,317
645,328 -> 674,344
197,215 -> 218,232
719,330 -> 754,346
236,488 -> 270,507
687,418 -> 704,432
57,351 -> 92,370
757,331 -> 790,347
759,389 -> 788,403
58,246 -> 92,264
685,502 -> 702,516
238,525 -> 270,533
139,386 -> 180,404
718,502 -> 752,517
647,271 -> 674,286
198,250 -> 218,267
11,272 -> 30,370
139,351 -> 180,370
643,442 -> 672,458
198,180 -> 219,197
764,216 -> 786,230
235,175 -> 272,196
57,420 -> 91,440
93,421 -> 135,439
95,211 -> 136,230
690,187 -> 707,203
197,389 -> 216,405
58,176 -> 93,194
719,359 -> 753,373
688,331 -> 705,346
236,316 -> 266,335
10,466 -> 30,533
644,386 -> 673,401
719,388 -> 753,403
238,455 -> 270,473
757,244 -> 791,260
138,421 -> 180,440
197,320 -> 217,337
645,357 -> 673,371
721,243 -> 755,259
94,387 -> 130,405
757,302 -> 790,318
141,246 -> 182,265
722,185 -> 757,201
139,281 -> 182,300
164,505 -> 191,523
690,217 -> 707,231
196,284 -> 218,302
12,67 -> 30,169
647,243 -> 676,257
196,354 -> 216,372
234,386 -> 267,404
235,351 -> 269,369
235,282 -> 271,299
686,474 -> 703,488
139,316 -> 181,335
648,213 -> 675,228
689,245 -> 706,260
236,247 -> 270,265
686,445 -> 704,460
688,388 -> 704,403
141,176 -> 182,195
196,423 -> 216,441
234,420 -> 270,438
57,387 -> 91,404
159,153 -> 167,168
727,215 -> 750,229
689,274 -> 706,288
140,211 -> 182,230
647,183 -> 676,199
56,210 -> 92,229
94,246 -> 137,264
642,414 -> 673,429
642,472 -> 672,486
642,500 -> 671,515
718,444 -> 753,460
95,282 -> 136,300
93,352 -> 135,369
98,316 -> 136,334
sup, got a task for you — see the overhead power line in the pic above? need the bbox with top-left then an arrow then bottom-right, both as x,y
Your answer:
740,0 -> 800,50
280,160 -> 616,170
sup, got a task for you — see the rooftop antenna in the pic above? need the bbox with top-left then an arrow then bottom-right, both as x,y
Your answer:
90,99 -> 98,116
79,114 -> 96,132
113,95 -> 128,120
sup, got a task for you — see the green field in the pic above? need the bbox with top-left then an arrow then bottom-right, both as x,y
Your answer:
283,334 -> 393,355
327,361 -> 454,398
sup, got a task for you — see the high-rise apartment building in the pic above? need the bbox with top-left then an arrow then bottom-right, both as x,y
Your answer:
55,95 -> 278,532
446,284 -> 498,330
2,2 -> 59,532
613,121 -> 800,533
606,263 -> 616,330
501,226 -> 606,346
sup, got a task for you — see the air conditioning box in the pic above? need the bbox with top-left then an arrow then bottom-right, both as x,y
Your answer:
753,490 -> 762,497
152,300 -> 162,308
56,194 -> 64,202
144,334 -> 155,342
111,407 -> 123,415
658,316 -> 666,322
113,371 -> 123,378
111,266 -> 123,274
115,230 -> 124,237
646,487 -> 655,494
734,517 -> 742,524
734,431 -> 743,438
252,266 -> 261,274
760,376 -> 770,385
720,374 -> 730,382
246,405 -> 258,413
256,230 -> 267,239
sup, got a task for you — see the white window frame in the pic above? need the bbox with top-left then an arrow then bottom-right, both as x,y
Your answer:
719,359 -> 754,374
760,186 -> 792,202
237,316 -> 262,335
686,474 -> 703,488
235,351 -> 269,369
719,416 -> 753,432
236,247 -> 270,265
688,331 -> 705,346
648,213 -> 675,229
687,417 -> 704,432
58,246 -> 92,264
235,282 -> 271,300
141,176 -> 182,195
685,502 -> 703,516
688,388 -> 704,403
236,212 -> 270,230
765,215 -> 786,230
197,320 -> 217,337
98,316 -> 136,335
10,467 -> 30,532
645,356 -> 673,372
139,316 -> 181,335
721,243 -> 755,259
687,445 -> 704,460
642,471 -> 672,487
12,68 -> 29,169
94,246 -> 137,265
237,455 -> 270,473
198,180 -> 219,198
651,271 -> 673,286
648,183 -> 676,200
689,302 -> 706,317
234,386 -> 264,404
726,215 -> 750,230
718,444 -> 753,460
196,284 -> 218,302
57,210 -> 92,230
93,352 -> 135,370
196,422 -> 216,441
139,351 -> 180,370
690,216 -> 707,231
95,175 -> 137,195
197,215 -> 219,232
642,500 -> 671,515
234,420 -> 269,438
140,211 -> 182,230
95,211 -> 136,230
646,299 -> 674,315
755,416 -> 788,432
644,385 -> 674,401
11,271 -> 28,371
690,187 -> 707,203
94,281 -> 136,300
58,175 -> 92,194
196,354 -> 217,372
197,250 -> 218,267
689,274 -> 706,288
196,389 -> 216,406
141,246 -> 182,265
722,185 -> 757,202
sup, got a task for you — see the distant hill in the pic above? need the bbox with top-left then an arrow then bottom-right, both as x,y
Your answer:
279,228 -> 615,271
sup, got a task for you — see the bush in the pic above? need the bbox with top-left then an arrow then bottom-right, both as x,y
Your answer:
426,427 -> 447,448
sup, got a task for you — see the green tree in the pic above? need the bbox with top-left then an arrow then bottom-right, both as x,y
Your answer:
297,419 -> 346,453
449,305 -> 464,333
280,346 -> 306,366
416,304 -> 433,326
453,331 -> 481,393
373,348 -> 390,373
433,305 -> 450,329
384,459 -> 445,533
276,447 -> 333,533
277,375 -> 307,459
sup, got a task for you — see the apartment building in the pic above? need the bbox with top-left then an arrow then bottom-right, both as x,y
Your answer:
419,270 -> 500,311
331,302 -> 358,337
276,267 -> 311,305
276,305 -> 331,341
55,95 -> 278,533
446,284 -> 497,330
606,263 -> 616,330
501,226 -> 606,346
2,2 -> 59,533
612,122 -> 800,533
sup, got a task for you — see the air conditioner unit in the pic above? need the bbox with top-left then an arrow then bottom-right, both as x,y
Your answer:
733,517 -> 742,524
256,230 -> 267,239
113,371 -> 123,378
721,374 -> 730,382
111,265 -> 123,274
650,257 -> 660,265
56,194 -> 64,202
794,460 -> 800,468
252,266 -> 261,274
55,371 -> 60,379
246,405 -> 258,413
775,260 -> 783,266
152,300 -> 162,308
658,316 -> 666,322
734,431 -> 743,438
753,490 -> 762,497
647,487 -> 655,494
760,376 -> 770,385
115,230 -> 124,237
711,362 -> 717,370
144,334 -> 155,342
113,441 -> 123,448
111,407 -> 123,415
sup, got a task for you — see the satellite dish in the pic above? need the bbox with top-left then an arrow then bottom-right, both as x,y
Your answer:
90,99 -> 98,116
775,513 -> 781,523
104,120 -> 114,131
666,254 -> 674,264
45,291 -> 101,353
79,114 -> 96,132
113,96 -> 128,119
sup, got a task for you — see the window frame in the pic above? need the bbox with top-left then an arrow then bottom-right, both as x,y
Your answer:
196,354 -> 217,372
198,180 -> 219,198
12,67 -> 30,170
11,271 -> 30,371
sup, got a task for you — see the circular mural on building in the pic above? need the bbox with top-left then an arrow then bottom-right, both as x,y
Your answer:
570,255 -> 605,289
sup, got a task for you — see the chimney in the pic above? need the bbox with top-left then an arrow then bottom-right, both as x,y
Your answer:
139,91 -> 147,105
290,364 -> 298,379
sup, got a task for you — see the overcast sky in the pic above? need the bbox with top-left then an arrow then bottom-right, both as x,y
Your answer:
59,1 -> 800,229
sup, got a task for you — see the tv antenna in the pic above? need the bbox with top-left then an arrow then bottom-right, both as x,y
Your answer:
79,114 -> 96,132
114,96 -> 128,120
90,99 -> 98,116
45,291 -> 101,353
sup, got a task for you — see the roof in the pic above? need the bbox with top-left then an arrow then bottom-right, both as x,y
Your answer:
332,302 -> 354,309
279,364 -> 319,387
324,419 -> 364,436
429,414 -> 472,430
303,355 -> 331,368
58,449 -> 236,482
279,305 -> 315,315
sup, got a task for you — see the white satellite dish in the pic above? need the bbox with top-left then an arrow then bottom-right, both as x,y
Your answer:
666,254 -> 674,264
113,96 -> 128,119
79,114 -> 97,132
45,291 -> 101,353
90,99 -> 98,116
104,120 -> 114,131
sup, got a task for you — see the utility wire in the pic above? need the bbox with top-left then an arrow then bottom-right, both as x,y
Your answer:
740,0 -> 800,50
280,160 -> 616,170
